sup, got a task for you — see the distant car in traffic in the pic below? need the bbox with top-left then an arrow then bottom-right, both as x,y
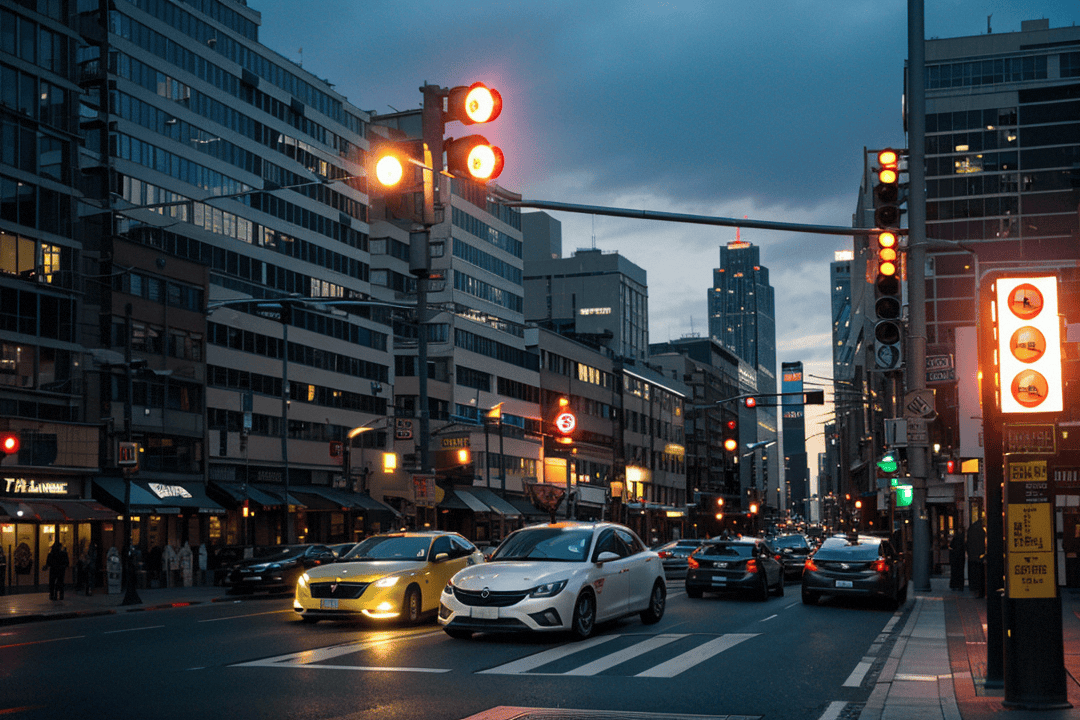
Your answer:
654,538 -> 705,579
770,533 -> 813,579
801,533 -> 907,609
439,521 -> 666,640
294,531 -> 484,625
225,544 -> 337,593
685,537 -> 785,601
329,542 -> 357,560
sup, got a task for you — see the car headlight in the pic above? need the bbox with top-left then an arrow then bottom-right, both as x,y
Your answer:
297,573 -> 309,589
374,575 -> 401,588
443,580 -> 454,595
529,579 -> 568,598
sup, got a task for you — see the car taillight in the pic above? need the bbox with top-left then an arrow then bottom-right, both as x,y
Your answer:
804,558 -> 818,572
688,556 -> 700,569
775,554 -> 783,563
873,559 -> 889,573
746,559 -> 758,574
658,551 -> 673,558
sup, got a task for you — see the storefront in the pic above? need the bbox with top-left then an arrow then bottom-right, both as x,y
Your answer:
2,475 -> 116,593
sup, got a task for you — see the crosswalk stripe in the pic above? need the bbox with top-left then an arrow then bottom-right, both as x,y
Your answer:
561,634 -> 688,676
477,634 -> 619,675
634,632 -> 758,678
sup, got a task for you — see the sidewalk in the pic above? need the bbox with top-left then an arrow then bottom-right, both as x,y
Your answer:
0,583 -> 277,625
861,576 -> 1080,720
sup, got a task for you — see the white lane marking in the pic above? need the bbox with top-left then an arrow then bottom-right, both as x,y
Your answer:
760,614 -> 778,622
882,616 -> 900,633
103,625 -> 165,634
562,634 -> 687,676
478,635 -> 619,675
894,673 -> 944,682
843,658 -> 874,687
818,701 -> 847,720
783,601 -> 800,610
198,609 -> 294,622
635,633 -> 758,678
231,628 -> 444,671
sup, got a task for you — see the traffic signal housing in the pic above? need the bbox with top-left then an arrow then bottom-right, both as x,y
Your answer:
722,419 -> 738,454
424,82 -> 506,185
873,149 -> 902,228
994,276 -> 1063,413
873,232 -> 904,371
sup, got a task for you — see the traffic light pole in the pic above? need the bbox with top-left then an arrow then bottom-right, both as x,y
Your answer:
906,0 -> 932,594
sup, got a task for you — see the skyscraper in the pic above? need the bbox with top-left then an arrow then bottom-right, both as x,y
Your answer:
707,239 -> 778,499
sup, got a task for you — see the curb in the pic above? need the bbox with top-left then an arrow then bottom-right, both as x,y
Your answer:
0,590 -> 293,626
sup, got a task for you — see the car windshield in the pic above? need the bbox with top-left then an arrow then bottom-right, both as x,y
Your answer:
251,545 -> 309,560
773,535 -> 809,550
491,527 -> 593,562
343,536 -> 432,561
815,537 -> 880,560
699,542 -> 754,558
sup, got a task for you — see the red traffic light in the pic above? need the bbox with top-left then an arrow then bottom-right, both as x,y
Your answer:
0,433 -> 18,455
447,82 -> 503,125
744,397 -> 757,408
445,135 -> 504,181
946,459 -> 956,474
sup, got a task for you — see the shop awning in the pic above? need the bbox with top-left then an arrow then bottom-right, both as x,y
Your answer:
290,490 -> 341,511
0,499 -> 65,522
251,485 -> 309,508
141,481 -> 226,514
468,488 -> 522,517
94,477 -> 181,515
505,495 -> 548,520
48,500 -> 119,521
454,489 -> 495,513
297,486 -> 400,516
210,482 -> 284,508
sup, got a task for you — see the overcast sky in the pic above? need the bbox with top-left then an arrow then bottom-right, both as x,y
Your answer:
254,1 -> 1079,476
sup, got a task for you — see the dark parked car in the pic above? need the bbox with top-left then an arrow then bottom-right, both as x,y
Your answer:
801,533 -> 907,608
329,542 -> 357,560
655,539 -> 705,579
771,533 -> 813,579
225,544 -> 337,593
685,537 -> 784,601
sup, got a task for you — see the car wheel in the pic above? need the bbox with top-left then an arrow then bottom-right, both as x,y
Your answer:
640,580 -> 666,624
685,585 -> 703,599
756,573 -> 769,601
403,585 -> 422,625
801,587 -> 818,605
443,627 -> 473,639
299,615 -> 319,624
571,589 -> 597,639
774,574 -> 785,597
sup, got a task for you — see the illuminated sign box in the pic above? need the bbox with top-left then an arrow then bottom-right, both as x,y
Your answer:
995,277 -> 1062,414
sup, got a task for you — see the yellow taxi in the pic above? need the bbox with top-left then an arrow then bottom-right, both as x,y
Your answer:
294,531 -> 484,624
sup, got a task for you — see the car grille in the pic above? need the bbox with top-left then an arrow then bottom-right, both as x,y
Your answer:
452,587 -> 529,607
309,581 -> 369,599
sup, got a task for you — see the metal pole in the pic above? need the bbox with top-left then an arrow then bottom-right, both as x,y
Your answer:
281,314 -> 293,544
907,0 -> 931,592
122,303 -> 141,605
498,418 -> 505,496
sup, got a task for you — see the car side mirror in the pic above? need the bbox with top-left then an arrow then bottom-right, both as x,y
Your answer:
595,551 -> 620,564
434,552 -> 449,562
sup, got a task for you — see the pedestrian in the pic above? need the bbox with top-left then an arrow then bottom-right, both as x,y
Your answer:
949,529 -> 966,590
44,540 -> 69,601
967,517 -> 986,598
84,542 -> 98,596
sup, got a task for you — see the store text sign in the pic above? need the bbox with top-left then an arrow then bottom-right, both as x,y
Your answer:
3,477 -> 69,495
1005,458 -> 1055,598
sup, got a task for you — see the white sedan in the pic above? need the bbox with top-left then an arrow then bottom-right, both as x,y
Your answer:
439,521 -> 666,639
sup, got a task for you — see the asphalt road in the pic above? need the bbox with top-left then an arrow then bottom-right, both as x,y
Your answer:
0,580 -> 912,720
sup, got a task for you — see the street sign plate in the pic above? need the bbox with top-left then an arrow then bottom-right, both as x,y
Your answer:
904,389 -> 936,419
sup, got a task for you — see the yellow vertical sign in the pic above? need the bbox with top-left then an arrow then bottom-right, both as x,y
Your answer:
1006,459 -> 1055,598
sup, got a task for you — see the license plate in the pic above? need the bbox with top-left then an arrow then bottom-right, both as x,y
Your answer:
473,606 -> 498,619
835,580 -> 853,588
320,598 -> 339,609
244,576 -> 262,581
711,576 -> 727,584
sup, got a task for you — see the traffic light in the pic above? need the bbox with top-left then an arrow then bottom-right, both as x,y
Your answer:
553,397 -> 577,446
873,233 -> 903,371
722,419 -> 738,454
0,432 -> 19,457
117,441 -> 139,468
743,396 -> 757,409
995,276 -> 1063,413
423,82 -> 505,184
873,149 -> 902,229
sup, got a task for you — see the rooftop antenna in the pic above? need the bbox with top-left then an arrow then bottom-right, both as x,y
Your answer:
987,14 -> 992,34
591,214 -> 597,250
297,47 -> 303,67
